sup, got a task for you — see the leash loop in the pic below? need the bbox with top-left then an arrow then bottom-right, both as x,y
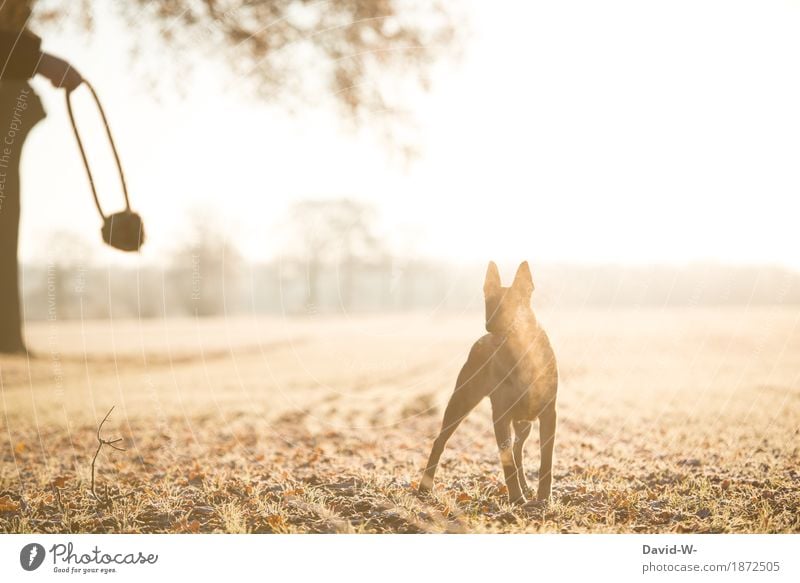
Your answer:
65,80 -> 131,220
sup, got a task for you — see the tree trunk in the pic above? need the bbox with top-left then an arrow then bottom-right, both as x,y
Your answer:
0,81 -> 45,353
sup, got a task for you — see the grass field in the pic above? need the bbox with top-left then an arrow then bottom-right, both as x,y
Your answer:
1,307 -> 798,533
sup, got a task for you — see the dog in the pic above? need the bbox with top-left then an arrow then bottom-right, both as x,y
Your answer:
419,261 -> 558,505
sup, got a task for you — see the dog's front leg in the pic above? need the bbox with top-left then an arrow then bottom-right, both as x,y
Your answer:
536,404 -> 557,501
493,415 -> 526,505
512,420 -> 532,498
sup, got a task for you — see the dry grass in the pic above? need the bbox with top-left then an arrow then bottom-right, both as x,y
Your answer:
1,308 -> 798,533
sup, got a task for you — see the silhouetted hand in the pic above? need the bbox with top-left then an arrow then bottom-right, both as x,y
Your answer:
37,53 -> 82,92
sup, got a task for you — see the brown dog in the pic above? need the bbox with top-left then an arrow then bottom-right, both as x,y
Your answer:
419,261 -> 558,504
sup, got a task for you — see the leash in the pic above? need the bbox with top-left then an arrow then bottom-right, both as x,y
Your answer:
64,80 -> 144,252
65,79 -> 131,219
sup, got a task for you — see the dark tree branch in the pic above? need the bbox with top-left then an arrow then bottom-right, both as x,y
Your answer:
90,406 -> 131,504
32,0 -> 461,128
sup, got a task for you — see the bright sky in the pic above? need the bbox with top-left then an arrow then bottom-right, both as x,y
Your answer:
17,0 -> 800,268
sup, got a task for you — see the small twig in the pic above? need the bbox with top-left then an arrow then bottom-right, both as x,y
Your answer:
90,406 -> 130,504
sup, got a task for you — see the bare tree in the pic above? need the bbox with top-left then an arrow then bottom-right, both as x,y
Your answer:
169,211 -> 242,317
41,231 -> 94,321
286,198 -> 383,312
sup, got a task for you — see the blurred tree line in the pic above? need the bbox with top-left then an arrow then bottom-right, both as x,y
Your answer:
23,198 -> 468,319
21,197 -> 800,321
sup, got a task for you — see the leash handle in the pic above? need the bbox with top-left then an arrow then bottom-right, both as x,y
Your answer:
65,80 -> 131,220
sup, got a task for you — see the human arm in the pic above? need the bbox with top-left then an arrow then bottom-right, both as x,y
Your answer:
0,29 -> 81,90
0,29 -> 40,80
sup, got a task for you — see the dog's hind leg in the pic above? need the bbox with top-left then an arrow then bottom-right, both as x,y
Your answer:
418,381 -> 483,493
419,336 -> 496,494
512,420 -> 532,498
536,403 -> 557,501
419,342 -> 496,494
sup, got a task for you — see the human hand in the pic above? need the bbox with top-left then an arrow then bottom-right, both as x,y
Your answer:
37,53 -> 82,92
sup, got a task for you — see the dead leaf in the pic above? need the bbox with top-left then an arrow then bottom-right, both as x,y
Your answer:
187,471 -> 204,483
0,495 -> 20,512
14,442 -> 26,455
51,476 -> 69,489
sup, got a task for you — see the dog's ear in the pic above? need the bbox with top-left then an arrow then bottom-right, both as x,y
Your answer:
483,261 -> 501,295
512,261 -> 534,296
